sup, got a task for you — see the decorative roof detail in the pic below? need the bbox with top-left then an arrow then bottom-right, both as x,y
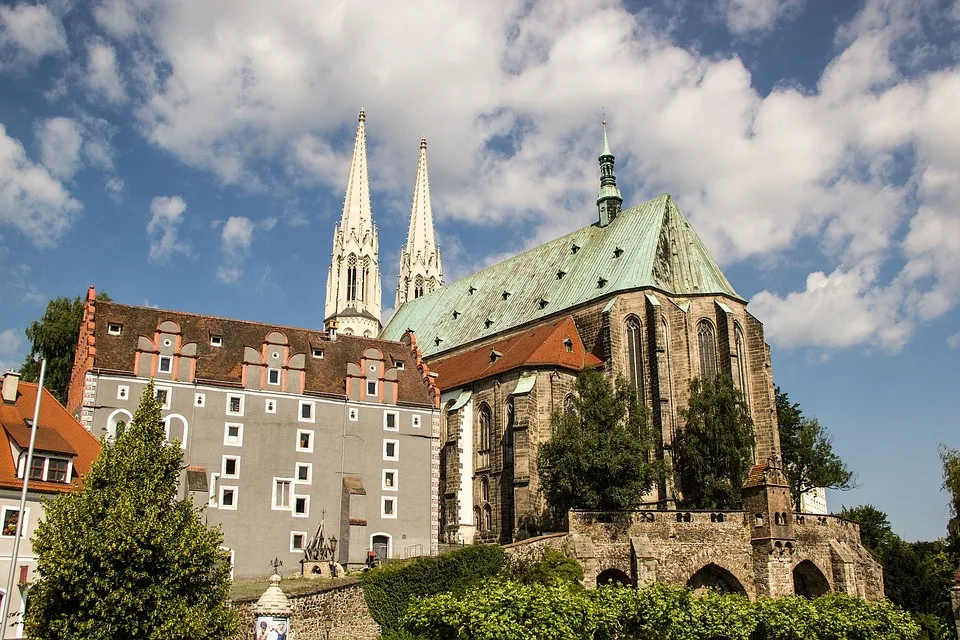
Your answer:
597,118 -> 623,227
396,136 -> 443,308
381,194 -> 742,357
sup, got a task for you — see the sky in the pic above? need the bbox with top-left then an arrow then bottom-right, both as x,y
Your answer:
0,0 -> 958,541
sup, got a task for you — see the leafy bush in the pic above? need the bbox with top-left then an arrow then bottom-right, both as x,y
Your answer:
360,545 -> 505,629
503,549 -> 584,586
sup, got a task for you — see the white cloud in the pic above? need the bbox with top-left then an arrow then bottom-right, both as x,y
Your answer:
722,0 -> 805,34
947,332 -> 960,350
0,123 -> 81,246
36,117 -> 83,179
105,176 -> 124,199
216,216 -> 255,283
87,42 -> 127,103
0,3 -> 67,60
93,0 -> 140,38
147,195 -> 189,262
0,328 -> 22,373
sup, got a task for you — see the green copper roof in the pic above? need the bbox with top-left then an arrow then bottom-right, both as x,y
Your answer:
381,194 -> 742,357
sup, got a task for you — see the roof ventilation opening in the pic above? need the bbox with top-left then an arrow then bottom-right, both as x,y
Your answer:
484,318 -> 493,329
468,286 -> 477,295
452,310 -> 461,319
571,244 -> 580,255
597,277 -> 608,288
502,290 -> 511,300
434,336 -> 443,347
563,337 -> 574,353
538,298 -> 549,310
490,349 -> 502,363
556,270 -> 566,280
613,247 -> 624,258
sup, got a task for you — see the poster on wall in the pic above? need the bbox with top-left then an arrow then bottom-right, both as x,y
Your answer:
254,615 -> 289,640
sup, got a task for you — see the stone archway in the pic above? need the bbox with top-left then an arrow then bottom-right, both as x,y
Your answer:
793,560 -> 830,598
596,568 -> 632,587
687,563 -> 748,595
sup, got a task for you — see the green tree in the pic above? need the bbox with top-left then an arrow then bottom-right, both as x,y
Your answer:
26,382 -> 238,640
940,445 -> 960,557
776,388 -> 854,511
537,370 -> 664,514
675,376 -> 755,509
20,291 -> 110,405
840,504 -> 898,557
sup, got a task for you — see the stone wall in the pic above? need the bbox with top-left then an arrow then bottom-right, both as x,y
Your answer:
230,580 -> 379,640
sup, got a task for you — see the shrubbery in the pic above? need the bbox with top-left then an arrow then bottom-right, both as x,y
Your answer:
399,580 -> 921,640
503,549 -> 584,586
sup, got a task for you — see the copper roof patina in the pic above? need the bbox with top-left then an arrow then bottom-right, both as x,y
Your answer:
382,194 -> 740,357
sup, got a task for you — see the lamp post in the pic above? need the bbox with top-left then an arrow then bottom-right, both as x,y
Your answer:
0,358 -> 46,638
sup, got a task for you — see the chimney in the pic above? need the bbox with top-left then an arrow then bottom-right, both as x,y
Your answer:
2,371 -> 20,404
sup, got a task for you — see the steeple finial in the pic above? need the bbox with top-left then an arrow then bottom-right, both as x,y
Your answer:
358,108 -> 366,122
596,113 -> 622,227
396,136 -> 443,308
601,112 -> 612,157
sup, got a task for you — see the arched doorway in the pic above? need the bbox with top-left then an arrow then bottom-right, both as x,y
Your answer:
793,560 -> 830,597
687,563 -> 747,595
596,568 -> 632,587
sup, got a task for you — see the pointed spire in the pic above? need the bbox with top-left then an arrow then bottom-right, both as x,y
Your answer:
340,108 -> 372,235
396,136 -> 443,308
596,113 -> 623,227
602,116 -> 612,157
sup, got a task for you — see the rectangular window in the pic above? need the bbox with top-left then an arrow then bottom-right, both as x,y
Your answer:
268,368 -> 281,385
291,531 -> 307,552
29,456 -> 45,481
383,439 -> 399,461
107,322 -> 122,336
224,423 -> 243,447
273,479 -> 292,509
47,458 -> 69,483
396,361 -> 404,370
158,356 -> 172,373
155,386 -> 171,409
299,401 -> 315,423
117,385 -> 129,401
265,398 -> 277,414
296,463 -> 311,483
226,394 -> 244,416
222,456 -> 240,479
384,411 -> 398,431
312,348 -> 324,359
296,430 -> 313,453
195,393 -> 205,407
382,469 -> 398,491
219,486 -> 237,510
210,335 -> 223,347
293,495 -> 309,517
1,507 -> 29,537
412,414 -> 421,428
382,496 -> 397,519
366,380 -> 377,397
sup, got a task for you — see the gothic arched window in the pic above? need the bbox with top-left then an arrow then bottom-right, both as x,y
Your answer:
361,257 -> 370,303
625,316 -> 644,401
480,476 -> 489,502
735,324 -> 748,393
474,506 -> 481,529
414,275 -> 424,299
346,254 -> 358,302
697,319 -> 717,381
478,404 -> 491,451
483,504 -> 492,532
427,277 -> 437,293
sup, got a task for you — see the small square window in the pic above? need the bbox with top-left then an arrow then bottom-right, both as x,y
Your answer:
299,401 -> 315,423
348,408 -> 359,421
296,463 -> 311,483
107,323 -> 122,336
291,531 -> 307,552
294,495 -> 309,517
396,361 -> 404,370
268,368 -> 281,385
382,496 -> 397,519
210,335 -> 223,347
47,458 -> 69,483
297,430 -> 314,453
117,385 -> 129,401
366,380 -> 377,397
312,348 -> 324,359
158,356 -> 172,373
224,423 -> 243,447
154,386 -> 171,409
412,415 -> 421,428
222,456 -> 240,478
384,412 -> 398,431
265,399 -> 277,414
220,487 -> 237,510
226,395 -> 243,416
383,439 -> 399,461
195,393 -> 205,408
382,469 -> 397,491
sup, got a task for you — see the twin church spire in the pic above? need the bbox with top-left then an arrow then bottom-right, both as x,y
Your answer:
324,110 -> 443,336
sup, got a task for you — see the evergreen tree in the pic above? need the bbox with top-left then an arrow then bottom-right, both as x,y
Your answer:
776,387 -> 854,510
840,504 -> 898,558
537,370 -> 664,514
675,376 -> 755,510
26,382 -> 238,640
20,291 -> 110,405
940,445 -> 960,558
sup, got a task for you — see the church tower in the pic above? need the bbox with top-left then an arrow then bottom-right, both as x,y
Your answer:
596,119 -> 623,227
324,109 -> 382,337
395,136 -> 443,308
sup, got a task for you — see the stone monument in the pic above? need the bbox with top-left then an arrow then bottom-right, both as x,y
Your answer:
301,514 -> 344,579
253,563 -> 292,640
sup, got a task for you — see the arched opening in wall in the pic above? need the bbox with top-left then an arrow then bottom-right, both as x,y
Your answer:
501,398 -> 515,543
363,330 -> 372,337
473,506 -> 481,530
361,257 -> 370,303
793,560 -> 830,598
414,275 -> 424,299
734,323 -> 749,400
697,320 -> 718,381
428,277 -> 437,293
163,414 -> 189,449
563,393 -> 575,415
596,568 -> 632,588
687,563 -> 747,595
624,316 -> 644,402
106,409 -> 132,439
480,476 -> 489,502
477,404 -> 491,469
482,504 -> 492,533
371,533 -> 391,561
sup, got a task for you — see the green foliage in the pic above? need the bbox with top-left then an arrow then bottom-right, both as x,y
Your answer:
776,388 -> 854,510
839,504 -> 898,558
399,580 -> 921,640
503,549 -> 584,586
940,445 -> 960,556
675,376 -> 755,509
537,370 -> 664,514
360,544 -> 505,630
26,382 -> 238,640
20,291 -> 110,405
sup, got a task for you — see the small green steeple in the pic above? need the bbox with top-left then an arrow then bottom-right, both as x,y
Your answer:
596,117 -> 623,227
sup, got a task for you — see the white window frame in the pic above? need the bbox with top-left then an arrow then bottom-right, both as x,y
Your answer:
154,385 -> 172,410
381,496 -> 397,519
40,456 -> 72,483
222,455 -> 240,479
348,407 -> 359,422
272,478 -> 293,511
383,411 -> 399,432
208,473 -> 220,507
290,531 -> 308,552
195,393 -> 205,408
219,486 -> 238,510
210,335 -> 223,347
412,414 -> 421,428
312,348 -> 324,359
383,439 -> 399,461
382,468 -> 398,491
366,380 -> 378,397
158,355 -> 173,374
295,462 -> 312,484
293,494 -> 310,518
106,408 -> 132,440
298,400 -> 315,423
1,506 -> 30,538
107,322 -> 123,336
396,361 -> 404,370
223,422 -> 243,447
116,385 -> 129,401
226,394 -> 244,417
267,368 -> 281,386
296,429 -> 314,453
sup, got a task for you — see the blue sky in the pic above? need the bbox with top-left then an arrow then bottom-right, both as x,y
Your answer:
0,0 -> 958,541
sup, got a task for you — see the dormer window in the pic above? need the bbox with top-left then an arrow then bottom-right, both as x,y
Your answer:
107,323 -> 122,336
538,298 -> 549,310
563,338 -> 574,353
468,286 -> 477,295
613,247 -> 624,258
23,455 -> 72,484
571,244 -> 580,254
597,277 -> 608,288
502,290 -> 511,301
490,349 -> 502,363
556,270 -> 566,280
312,348 -> 324,359
452,310 -> 460,319
434,337 -> 443,347
484,318 -> 493,329
210,335 -> 223,348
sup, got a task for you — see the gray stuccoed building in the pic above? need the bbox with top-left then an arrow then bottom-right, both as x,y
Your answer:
67,289 -> 441,579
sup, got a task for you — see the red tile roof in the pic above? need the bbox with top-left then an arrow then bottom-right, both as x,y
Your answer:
0,381 -> 100,494
429,317 -> 603,391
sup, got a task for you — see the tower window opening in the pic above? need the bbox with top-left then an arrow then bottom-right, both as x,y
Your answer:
347,255 -> 358,302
